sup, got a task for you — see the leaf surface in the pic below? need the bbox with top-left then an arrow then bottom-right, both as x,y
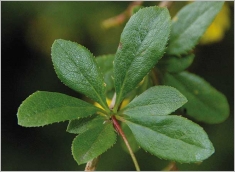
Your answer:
157,54 -> 194,73
167,1 -> 224,55
121,86 -> 187,117
114,6 -> 171,108
52,39 -> 108,110
125,115 -> 214,163
17,91 -> 101,127
72,122 -> 116,165
163,71 -> 229,124
67,115 -> 105,134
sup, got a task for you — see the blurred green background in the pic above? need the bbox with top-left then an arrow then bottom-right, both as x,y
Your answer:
1,1 -> 234,171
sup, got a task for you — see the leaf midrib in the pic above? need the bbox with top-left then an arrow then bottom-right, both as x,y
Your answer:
80,124 -> 109,162
117,9 -> 165,103
57,42 -> 106,109
27,106 -> 99,118
126,119 -> 210,150
123,100 -> 184,114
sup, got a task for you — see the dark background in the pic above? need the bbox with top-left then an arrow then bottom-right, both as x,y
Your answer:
1,1 -> 234,171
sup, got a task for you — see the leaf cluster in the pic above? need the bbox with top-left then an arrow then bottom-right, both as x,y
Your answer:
17,2 -> 229,170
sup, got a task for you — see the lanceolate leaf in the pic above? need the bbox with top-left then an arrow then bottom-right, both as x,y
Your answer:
157,54 -> 195,73
17,91 -> 103,127
67,115 -> 105,134
163,71 -> 230,124
72,122 -> 116,165
96,54 -> 115,93
167,1 -> 224,55
114,7 -> 171,108
51,39 -> 109,111
124,115 -> 214,163
121,86 -> 187,117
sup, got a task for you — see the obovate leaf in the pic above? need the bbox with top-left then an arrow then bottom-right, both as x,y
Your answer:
124,115 -> 214,163
121,86 -> 187,117
51,39 -> 109,111
72,122 -> 116,165
157,54 -> 195,73
162,71 -> 230,124
96,54 -> 115,93
113,6 -> 171,109
67,115 -> 106,134
17,91 -> 102,127
167,1 -> 224,55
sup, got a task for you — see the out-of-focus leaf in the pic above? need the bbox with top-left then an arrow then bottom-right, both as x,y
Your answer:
200,3 -> 231,45
96,54 -> 115,93
162,71 -> 230,124
167,1 -> 224,55
157,54 -> 194,73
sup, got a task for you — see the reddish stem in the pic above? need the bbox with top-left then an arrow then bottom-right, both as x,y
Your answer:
111,115 -> 140,171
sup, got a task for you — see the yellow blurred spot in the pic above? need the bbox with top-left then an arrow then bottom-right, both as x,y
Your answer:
94,98 -> 112,110
194,90 -> 199,95
172,16 -> 178,22
200,3 -> 230,45
120,99 -> 130,110
94,97 -> 130,111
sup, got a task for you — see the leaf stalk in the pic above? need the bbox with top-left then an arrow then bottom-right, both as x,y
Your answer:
111,115 -> 140,171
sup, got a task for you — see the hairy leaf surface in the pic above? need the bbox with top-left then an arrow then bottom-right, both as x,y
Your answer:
163,71 -> 229,124
125,115 -> 214,163
167,1 -> 224,55
72,122 -> 116,165
114,6 -> 171,108
67,115 -> 106,134
52,39 -> 108,110
17,91 -> 101,127
121,86 -> 187,117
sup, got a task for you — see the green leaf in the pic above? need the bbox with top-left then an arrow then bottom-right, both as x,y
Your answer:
162,71 -> 230,124
167,1 -> 224,55
67,115 -> 106,134
72,122 -> 116,165
96,54 -> 115,93
157,54 -> 195,73
121,86 -> 187,117
113,6 -> 171,108
124,115 -> 214,163
51,39 -> 109,111
17,91 -> 102,127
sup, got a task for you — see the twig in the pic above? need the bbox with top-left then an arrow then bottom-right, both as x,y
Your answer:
162,161 -> 178,171
158,1 -> 173,8
85,157 -> 99,171
101,1 -> 143,29
112,115 -> 140,171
